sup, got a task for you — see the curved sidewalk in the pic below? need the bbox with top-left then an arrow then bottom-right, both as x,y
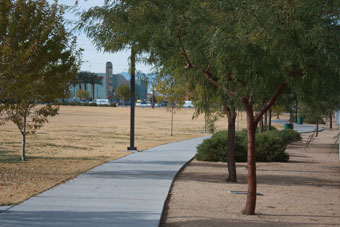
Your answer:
0,136 -> 208,227
272,119 -> 324,133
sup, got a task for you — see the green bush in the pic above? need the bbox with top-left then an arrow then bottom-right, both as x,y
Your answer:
303,117 -> 325,124
196,131 -> 227,162
255,131 -> 289,162
110,103 -> 117,107
272,129 -> 302,145
89,103 -> 97,106
257,125 -> 277,132
196,129 -> 248,162
196,128 -> 291,163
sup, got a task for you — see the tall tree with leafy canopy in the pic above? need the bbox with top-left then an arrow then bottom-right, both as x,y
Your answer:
190,79 -> 239,181
76,0 -> 240,183
77,0 -> 340,215
0,0 -> 81,161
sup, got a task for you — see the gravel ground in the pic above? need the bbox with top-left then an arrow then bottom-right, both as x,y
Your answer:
161,126 -> 340,227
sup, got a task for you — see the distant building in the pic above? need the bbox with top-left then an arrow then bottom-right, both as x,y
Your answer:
112,73 -> 148,102
105,62 -> 113,99
68,62 -> 148,102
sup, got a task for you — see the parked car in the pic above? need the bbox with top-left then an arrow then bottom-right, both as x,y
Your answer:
183,101 -> 194,108
90,99 -> 110,105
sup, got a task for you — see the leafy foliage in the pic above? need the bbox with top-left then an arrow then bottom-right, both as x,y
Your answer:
76,89 -> 90,100
115,84 -> 130,103
196,128 -> 301,163
272,129 -> 302,146
77,0 -> 340,214
0,0 -> 81,160
154,73 -> 186,110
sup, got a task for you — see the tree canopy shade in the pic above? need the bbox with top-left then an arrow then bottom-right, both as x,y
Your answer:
77,0 -> 340,215
0,0 -> 81,161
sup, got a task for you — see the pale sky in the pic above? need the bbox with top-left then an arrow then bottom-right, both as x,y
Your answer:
47,0 -> 153,74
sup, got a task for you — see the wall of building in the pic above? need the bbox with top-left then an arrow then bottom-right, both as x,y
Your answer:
67,62 -> 148,102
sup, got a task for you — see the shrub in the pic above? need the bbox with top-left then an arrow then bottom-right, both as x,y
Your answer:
303,117 -> 325,124
257,125 -> 277,133
196,129 -> 247,162
110,103 -> 117,107
255,131 -> 289,162
196,131 -> 227,162
272,129 -> 302,145
89,103 -> 97,106
196,128 -> 290,162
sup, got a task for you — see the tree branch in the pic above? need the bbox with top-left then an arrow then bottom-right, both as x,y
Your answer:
202,65 -> 238,97
176,34 -> 193,69
254,81 -> 288,123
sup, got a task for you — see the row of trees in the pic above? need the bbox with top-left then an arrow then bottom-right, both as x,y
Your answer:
76,0 -> 340,215
74,71 -> 103,100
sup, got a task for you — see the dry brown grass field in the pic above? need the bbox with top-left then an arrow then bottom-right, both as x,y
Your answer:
1,105 -> 253,206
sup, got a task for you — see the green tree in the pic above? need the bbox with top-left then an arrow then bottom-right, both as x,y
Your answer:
116,84 -> 130,106
77,0 -> 340,214
154,72 -> 186,136
190,79 -> 239,182
77,0 -> 240,183
76,89 -> 90,101
77,71 -> 103,100
0,0 -> 81,161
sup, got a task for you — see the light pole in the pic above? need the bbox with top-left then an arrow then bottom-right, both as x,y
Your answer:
127,45 -> 137,151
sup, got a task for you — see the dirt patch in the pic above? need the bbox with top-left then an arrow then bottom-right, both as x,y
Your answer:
1,106 -> 234,206
161,126 -> 340,226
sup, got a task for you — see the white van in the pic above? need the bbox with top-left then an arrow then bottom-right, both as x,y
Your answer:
93,99 -> 110,105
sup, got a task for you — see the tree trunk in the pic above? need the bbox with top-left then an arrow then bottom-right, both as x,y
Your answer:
21,115 -> 27,161
329,110 -> 333,129
316,120 -> 319,137
226,109 -> 237,182
84,83 -> 87,91
264,111 -> 267,125
259,117 -> 263,133
244,110 -> 257,215
223,104 -> 237,182
268,108 -> 272,130
170,107 -> 174,136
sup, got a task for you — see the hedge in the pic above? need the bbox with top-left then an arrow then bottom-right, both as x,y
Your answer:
196,128 -> 301,163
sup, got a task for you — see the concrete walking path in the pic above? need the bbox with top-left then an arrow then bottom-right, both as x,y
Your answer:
272,119 -> 323,133
0,137 -> 208,227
